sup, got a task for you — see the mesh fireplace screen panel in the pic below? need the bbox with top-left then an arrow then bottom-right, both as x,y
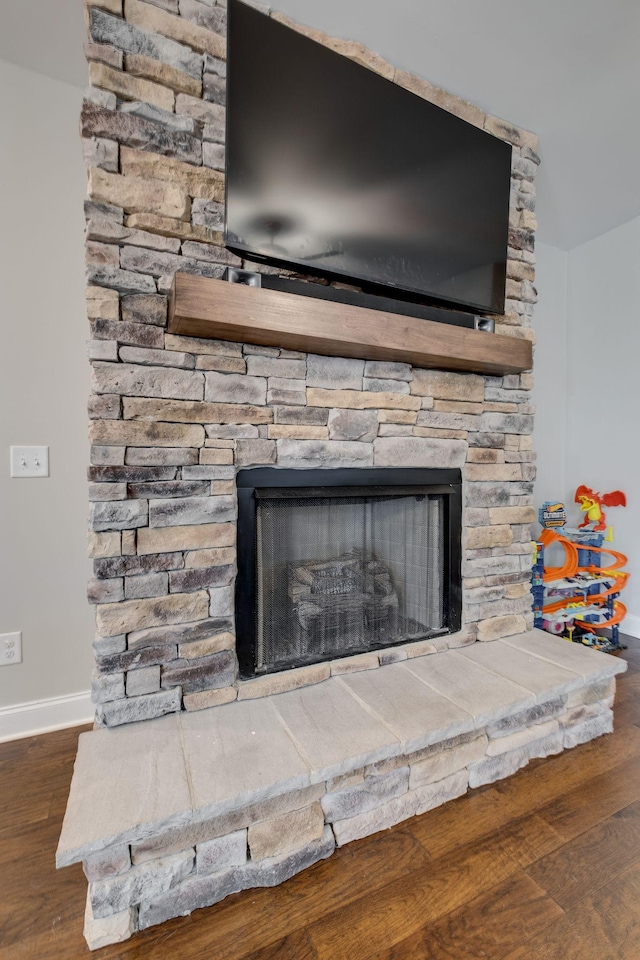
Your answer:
254,492 -> 446,673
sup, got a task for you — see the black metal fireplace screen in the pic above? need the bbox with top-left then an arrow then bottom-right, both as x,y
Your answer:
236,468 -> 462,678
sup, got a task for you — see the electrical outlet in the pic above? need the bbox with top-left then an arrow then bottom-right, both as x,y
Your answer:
0,632 -> 22,666
10,446 -> 49,478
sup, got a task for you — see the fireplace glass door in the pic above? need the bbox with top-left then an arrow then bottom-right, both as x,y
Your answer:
236,468 -> 462,677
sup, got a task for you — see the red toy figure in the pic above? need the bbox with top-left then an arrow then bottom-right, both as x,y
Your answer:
575,485 -> 626,531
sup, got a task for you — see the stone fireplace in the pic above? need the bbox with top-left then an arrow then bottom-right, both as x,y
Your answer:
89,337 -> 535,720
82,0 -> 541,728
56,0 -> 627,950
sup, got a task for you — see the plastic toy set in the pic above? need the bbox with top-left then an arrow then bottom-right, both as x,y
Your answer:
532,487 -> 629,652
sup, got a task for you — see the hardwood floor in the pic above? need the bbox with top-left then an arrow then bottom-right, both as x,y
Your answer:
1,637 -> 639,960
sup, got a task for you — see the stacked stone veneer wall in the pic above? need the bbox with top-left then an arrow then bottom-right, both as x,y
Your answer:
81,676 -> 614,948
82,0 -> 540,726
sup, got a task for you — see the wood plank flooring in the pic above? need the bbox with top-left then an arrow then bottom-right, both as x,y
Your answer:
1,636 -> 639,959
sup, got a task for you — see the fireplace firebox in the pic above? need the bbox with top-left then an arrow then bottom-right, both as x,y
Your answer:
236,468 -> 462,678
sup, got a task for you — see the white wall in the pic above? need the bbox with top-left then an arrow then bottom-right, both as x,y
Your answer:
565,215 -> 640,633
532,241 -> 568,504
533,222 -> 640,635
0,59 -> 93,729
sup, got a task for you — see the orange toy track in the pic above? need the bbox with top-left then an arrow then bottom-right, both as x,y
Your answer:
554,598 -> 628,634
538,529 -> 579,581
538,528 -> 629,632
542,595 -> 627,632
579,601 -> 627,633
539,529 -> 627,580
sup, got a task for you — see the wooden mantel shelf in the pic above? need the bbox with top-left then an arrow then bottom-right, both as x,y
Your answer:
168,274 -> 533,376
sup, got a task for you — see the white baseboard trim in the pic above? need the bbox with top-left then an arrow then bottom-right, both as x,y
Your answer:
0,690 -> 93,743
622,613 -> 640,640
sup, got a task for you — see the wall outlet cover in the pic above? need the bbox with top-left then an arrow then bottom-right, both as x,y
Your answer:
0,632 -> 22,665
10,446 -> 49,478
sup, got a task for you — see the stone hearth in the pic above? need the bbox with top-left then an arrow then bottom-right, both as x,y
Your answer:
58,630 -> 626,949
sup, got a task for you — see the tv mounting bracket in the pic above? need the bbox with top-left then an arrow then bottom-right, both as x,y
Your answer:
223,268 -> 495,333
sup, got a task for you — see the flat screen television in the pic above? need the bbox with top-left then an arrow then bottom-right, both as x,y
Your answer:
225,0 -> 512,316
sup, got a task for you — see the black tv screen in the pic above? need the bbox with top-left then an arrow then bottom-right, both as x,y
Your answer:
225,0 -> 512,315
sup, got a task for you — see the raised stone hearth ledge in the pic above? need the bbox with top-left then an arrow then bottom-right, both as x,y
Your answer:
58,631 -> 626,948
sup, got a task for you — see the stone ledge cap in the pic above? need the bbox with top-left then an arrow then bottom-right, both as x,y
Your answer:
57,630 -> 624,867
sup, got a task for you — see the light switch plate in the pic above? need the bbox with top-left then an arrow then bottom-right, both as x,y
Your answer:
10,446 -> 49,478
